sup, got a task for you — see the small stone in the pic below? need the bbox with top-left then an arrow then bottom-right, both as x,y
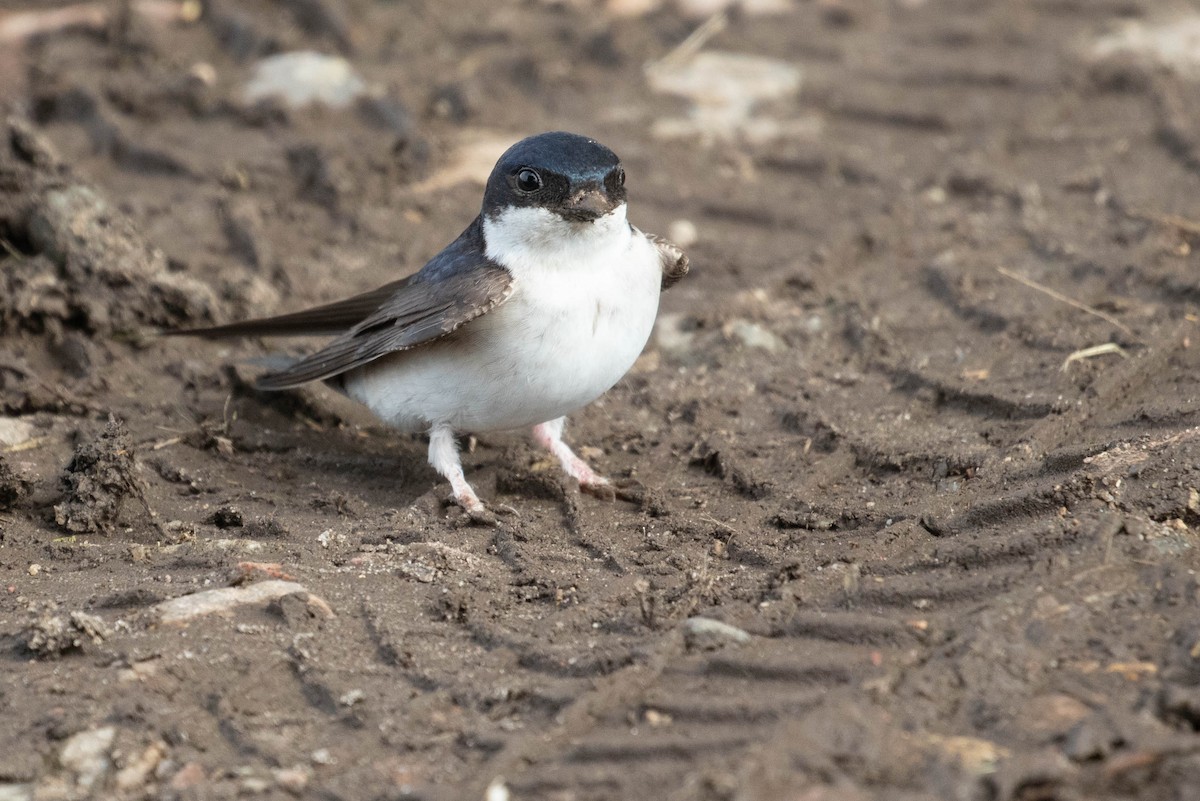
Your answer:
1063,714 -> 1121,761
0,417 -> 35,448
168,762 -> 205,790
1020,694 -> 1091,739
27,564 -> 40,577
0,783 -> 34,801
644,709 -> 673,727
682,616 -> 752,650
114,742 -> 166,791
272,765 -> 311,795
654,312 -> 698,356
317,529 -> 345,548
725,319 -> 784,353
243,51 -> 367,108
240,776 -> 271,793
485,778 -> 510,801
24,607 -> 109,656
647,51 -> 803,142
188,62 -> 217,87
59,726 -> 116,790
154,580 -> 332,625
923,734 -> 1009,776
667,219 -> 698,248
274,591 -> 334,627
1091,16 -> 1200,79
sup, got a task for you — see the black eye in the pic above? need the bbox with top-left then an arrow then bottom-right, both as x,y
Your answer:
614,167 -> 625,187
515,168 -> 542,193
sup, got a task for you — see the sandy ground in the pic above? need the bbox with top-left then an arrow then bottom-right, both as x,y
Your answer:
2,1 -> 1200,799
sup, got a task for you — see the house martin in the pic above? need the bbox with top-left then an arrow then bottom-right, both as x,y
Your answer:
173,131 -> 689,521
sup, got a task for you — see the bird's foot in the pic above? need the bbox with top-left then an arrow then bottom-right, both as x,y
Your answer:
580,475 -> 615,501
451,490 -> 516,527
583,476 -> 647,504
530,419 -> 651,505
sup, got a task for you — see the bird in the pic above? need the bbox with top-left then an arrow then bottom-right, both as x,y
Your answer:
170,131 -> 689,521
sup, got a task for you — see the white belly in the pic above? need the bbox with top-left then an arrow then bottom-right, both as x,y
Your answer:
342,214 -> 662,433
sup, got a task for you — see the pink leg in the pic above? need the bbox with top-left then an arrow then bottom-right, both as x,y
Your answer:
532,417 -> 614,499
428,423 -> 485,514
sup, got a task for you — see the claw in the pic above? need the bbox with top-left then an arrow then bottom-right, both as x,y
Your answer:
581,477 -> 616,502
611,477 -> 646,504
448,494 -> 518,527
463,505 -> 499,527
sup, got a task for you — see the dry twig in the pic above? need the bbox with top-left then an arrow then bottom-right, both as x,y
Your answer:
997,266 -> 1133,337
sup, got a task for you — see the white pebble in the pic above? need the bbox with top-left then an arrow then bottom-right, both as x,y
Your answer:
153,580 -> 330,624
667,219 -> 698,248
682,616 -> 752,649
726,319 -> 784,353
244,51 -> 367,108
0,417 -> 35,448
1091,16 -> 1200,78
59,727 -> 116,790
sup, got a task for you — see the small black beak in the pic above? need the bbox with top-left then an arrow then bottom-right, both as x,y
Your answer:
559,187 -> 613,222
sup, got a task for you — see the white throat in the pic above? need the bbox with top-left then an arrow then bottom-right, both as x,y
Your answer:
481,204 -> 631,276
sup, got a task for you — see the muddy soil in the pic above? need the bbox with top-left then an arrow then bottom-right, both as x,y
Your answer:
2,1 -> 1200,799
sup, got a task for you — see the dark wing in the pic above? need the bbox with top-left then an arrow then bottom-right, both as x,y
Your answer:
641,230 -> 689,289
166,217 -> 515,390
256,262 -> 512,389
166,279 -> 413,337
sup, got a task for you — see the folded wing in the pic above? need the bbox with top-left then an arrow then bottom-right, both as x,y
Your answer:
256,263 -> 512,389
167,218 -> 515,390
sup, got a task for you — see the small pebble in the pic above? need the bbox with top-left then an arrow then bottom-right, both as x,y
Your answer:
273,765 -> 311,794
725,319 -> 784,353
667,219 -> 698,248
244,51 -> 367,108
485,778 -> 510,801
153,580 -> 331,624
647,51 -> 802,142
0,418 -> 35,448
114,743 -> 165,791
59,727 -> 116,790
654,313 -> 697,356
1091,16 -> 1200,78
0,783 -> 34,801
169,762 -> 205,791
682,616 -> 752,650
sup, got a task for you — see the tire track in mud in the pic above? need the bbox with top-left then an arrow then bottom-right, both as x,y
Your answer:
455,154 -> 1200,801
458,380 -> 1197,800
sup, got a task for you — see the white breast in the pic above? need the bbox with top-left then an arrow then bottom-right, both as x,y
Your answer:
342,204 -> 663,433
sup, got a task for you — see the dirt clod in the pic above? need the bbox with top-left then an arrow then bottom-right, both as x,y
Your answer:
0,453 -> 27,510
24,606 -> 110,657
53,416 -> 143,534
209,505 -> 244,528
